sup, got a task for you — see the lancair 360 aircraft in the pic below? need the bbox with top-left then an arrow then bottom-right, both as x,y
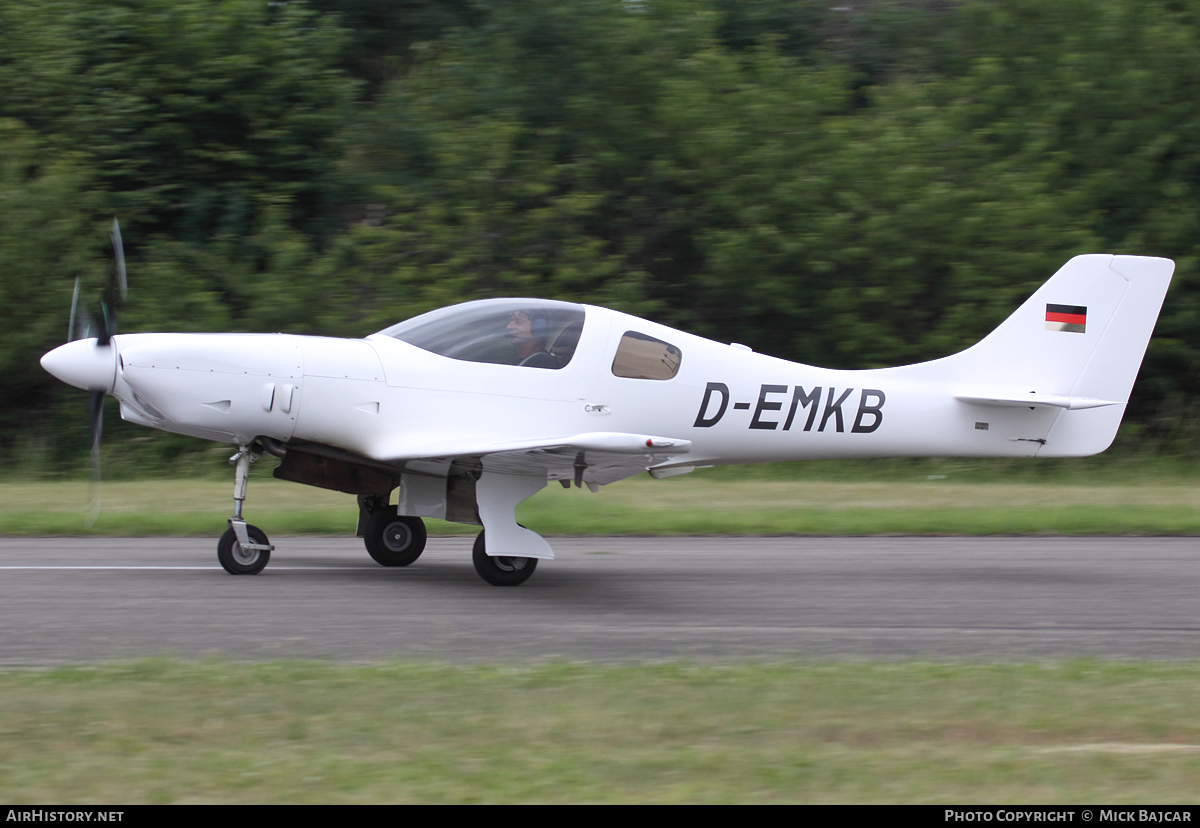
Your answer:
41,228 -> 1173,585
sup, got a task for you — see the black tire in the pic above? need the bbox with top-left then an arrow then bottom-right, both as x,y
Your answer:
217,525 -> 271,575
364,508 -> 427,567
472,530 -> 538,586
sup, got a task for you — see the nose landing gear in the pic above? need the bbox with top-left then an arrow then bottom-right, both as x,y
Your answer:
218,445 -> 273,575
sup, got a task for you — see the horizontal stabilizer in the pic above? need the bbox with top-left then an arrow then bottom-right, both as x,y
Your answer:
956,393 -> 1121,410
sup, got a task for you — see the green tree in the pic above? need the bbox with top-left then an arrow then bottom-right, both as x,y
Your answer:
332,0 -> 851,342
0,121 -> 105,442
0,0 -> 356,244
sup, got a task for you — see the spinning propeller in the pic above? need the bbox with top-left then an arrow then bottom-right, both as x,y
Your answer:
63,219 -> 128,526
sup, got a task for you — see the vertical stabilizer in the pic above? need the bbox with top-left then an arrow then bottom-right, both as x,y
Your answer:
1039,255 -> 1174,455
887,255 -> 1173,457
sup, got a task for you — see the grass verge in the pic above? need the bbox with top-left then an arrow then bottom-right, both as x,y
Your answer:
1,659 -> 1198,803
3,470 -> 1200,536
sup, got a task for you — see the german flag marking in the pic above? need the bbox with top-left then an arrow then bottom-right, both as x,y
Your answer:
1046,303 -> 1086,333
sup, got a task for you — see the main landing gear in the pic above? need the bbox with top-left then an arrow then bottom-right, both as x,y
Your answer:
218,445 -> 273,575
472,530 -> 538,587
363,506 -> 427,567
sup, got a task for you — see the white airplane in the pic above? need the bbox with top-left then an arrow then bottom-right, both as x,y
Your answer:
41,240 -> 1173,586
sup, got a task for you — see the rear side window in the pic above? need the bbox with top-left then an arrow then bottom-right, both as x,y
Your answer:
611,331 -> 682,380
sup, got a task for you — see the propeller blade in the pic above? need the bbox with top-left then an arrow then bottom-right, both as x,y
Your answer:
96,217 -> 127,347
110,217 -> 127,301
69,275 -> 98,343
71,297 -> 96,342
71,217 -> 128,525
96,298 -> 113,347
68,277 -> 80,343
85,388 -> 104,529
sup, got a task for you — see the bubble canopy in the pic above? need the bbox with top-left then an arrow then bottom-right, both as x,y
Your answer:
376,298 -> 587,369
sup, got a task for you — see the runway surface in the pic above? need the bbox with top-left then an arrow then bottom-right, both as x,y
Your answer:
1,536 -> 1199,664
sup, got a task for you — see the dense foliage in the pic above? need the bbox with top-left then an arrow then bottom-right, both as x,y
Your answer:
5,0 -> 1200,467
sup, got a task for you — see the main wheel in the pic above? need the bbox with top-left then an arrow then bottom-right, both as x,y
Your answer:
364,508 -> 427,567
217,525 -> 271,575
472,530 -> 538,586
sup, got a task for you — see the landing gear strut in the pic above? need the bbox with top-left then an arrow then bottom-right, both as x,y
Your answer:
218,445 -> 273,575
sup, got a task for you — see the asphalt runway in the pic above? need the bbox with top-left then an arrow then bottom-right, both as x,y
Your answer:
1,535 -> 1199,664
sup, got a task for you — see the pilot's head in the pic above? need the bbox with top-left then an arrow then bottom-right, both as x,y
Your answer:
507,309 -> 549,360
507,310 -> 548,342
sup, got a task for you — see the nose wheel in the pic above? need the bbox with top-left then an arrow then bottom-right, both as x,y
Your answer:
218,524 -> 271,575
219,445 -> 275,575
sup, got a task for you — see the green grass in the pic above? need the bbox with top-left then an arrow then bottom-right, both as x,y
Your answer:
0,659 -> 1198,803
4,463 -> 1200,536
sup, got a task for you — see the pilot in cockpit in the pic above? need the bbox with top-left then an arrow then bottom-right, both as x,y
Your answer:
506,310 -> 560,369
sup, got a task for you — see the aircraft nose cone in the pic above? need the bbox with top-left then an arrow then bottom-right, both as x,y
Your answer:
40,339 -> 117,392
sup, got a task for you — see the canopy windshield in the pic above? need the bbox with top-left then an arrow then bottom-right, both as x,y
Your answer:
377,299 -> 587,369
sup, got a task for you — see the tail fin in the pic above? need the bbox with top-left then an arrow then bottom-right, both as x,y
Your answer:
893,255 -> 1174,456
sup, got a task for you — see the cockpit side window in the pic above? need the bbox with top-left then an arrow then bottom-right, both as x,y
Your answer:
611,331 -> 682,380
377,299 -> 586,369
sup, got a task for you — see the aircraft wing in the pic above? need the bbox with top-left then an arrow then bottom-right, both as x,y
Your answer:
376,431 -> 692,486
